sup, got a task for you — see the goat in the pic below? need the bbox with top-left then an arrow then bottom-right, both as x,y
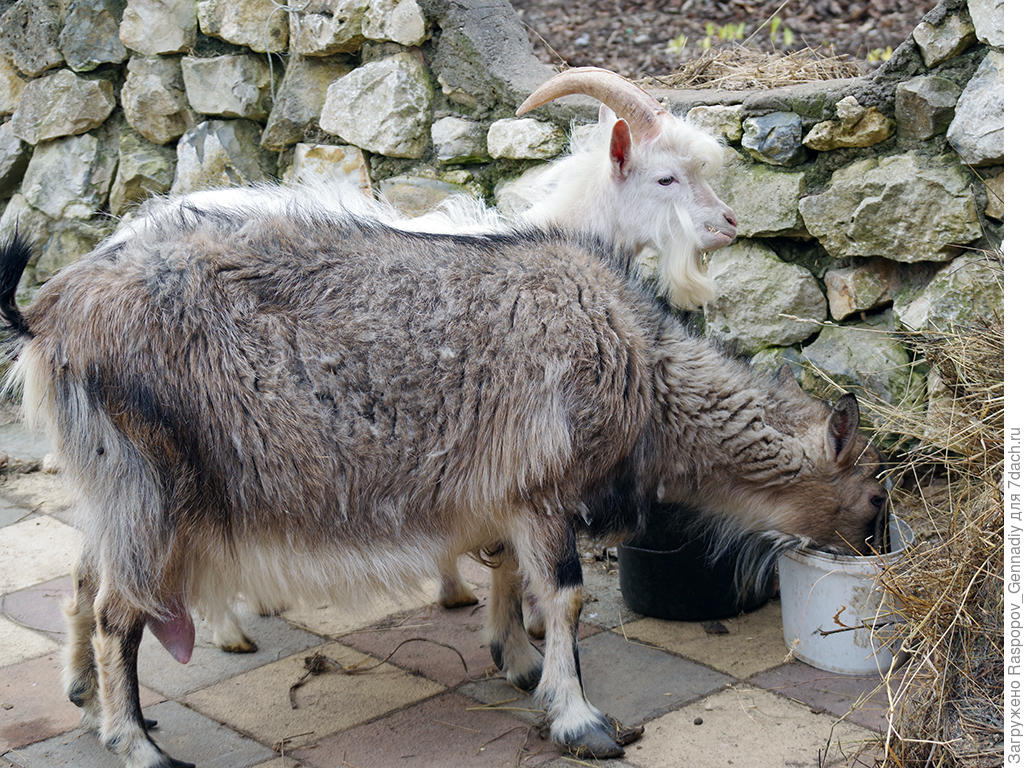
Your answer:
0,198 -> 886,766
111,67 -> 738,646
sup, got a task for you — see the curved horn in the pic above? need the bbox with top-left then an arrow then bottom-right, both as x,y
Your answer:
516,66 -> 668,141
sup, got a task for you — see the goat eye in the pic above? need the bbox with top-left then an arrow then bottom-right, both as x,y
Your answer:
869,495 -> 886,510
657,176 -> 676,186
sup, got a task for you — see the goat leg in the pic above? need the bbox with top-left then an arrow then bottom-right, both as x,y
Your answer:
63,559 -> 102,731
436,552 -> 479,609
519,523 -> 640,759
485,543 -> 543,691
93,592 -> 193,768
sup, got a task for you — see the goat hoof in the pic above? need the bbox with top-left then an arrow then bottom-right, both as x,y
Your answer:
219,638 -> 258,654
559,724 -> 625,760
438,592 -> 479,609
604,716 -> 643,747
508,663 -> 543,693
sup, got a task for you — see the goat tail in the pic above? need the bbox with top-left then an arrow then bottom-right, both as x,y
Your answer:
0,231 -> 33,342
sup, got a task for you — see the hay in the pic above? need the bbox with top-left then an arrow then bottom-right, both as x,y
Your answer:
857,318 -> 1004,767
644,45 -> 863,90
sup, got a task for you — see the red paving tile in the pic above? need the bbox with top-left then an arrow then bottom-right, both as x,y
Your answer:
1,577 -> 74,642
295,691 -> 561,768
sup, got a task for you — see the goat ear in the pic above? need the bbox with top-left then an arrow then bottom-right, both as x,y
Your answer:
774,364 -> 804,397
598,104 -> 617,126
609,118 -> 633,181
826,393 -> 860,465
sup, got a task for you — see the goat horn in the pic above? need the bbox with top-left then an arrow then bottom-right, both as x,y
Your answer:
516,66 -> 668,141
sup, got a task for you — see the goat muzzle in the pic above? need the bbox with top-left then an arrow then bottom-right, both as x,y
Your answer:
516,66 -> 668,142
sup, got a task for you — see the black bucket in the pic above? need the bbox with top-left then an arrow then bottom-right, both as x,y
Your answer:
618,503 -> 774,621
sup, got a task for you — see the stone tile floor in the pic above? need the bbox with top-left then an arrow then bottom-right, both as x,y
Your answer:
0,414 -> 889,768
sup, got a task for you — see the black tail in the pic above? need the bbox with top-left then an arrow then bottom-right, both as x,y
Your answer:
0,231 -> 32,339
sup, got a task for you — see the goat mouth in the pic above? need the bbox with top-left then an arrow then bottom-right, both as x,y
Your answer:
703,224 -> 737,248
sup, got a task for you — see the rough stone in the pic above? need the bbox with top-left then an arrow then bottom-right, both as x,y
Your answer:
705,240 -> 827,355
946,51 -> 1003,166
0,58 -> 26,117
493,163 -> 549,216
197,0 -> 289,53
895,75 -> 960,140
181,54 -> 273,120
35,219 -> 114,282
748,346 -> 806,379
984,172 -> 1003,220
798,152 -> 981,262
379,175 -> 472,217
801,322 -> 924,407
741,112 -> 805,166
912,9 -> 976,68
320,53 -> 432,158
59,0 -> 129,73
894,254 -> 1003,331
0,195 -> 55,256
281,143 -> 371,194
121,55 -> 197,145
431,116 -> 488,164
289,0 -> 368,55
423,0 -> 558,113
967,0 -> 1003,47
10,70 -> 116,145
109,129 -> 176,215
119,0 -> 197,55
487,117 -> 565,160
362,0 -> 427,46
823,260 -> 895,321
713,147 -> 805,237
0,122 -> 30,198
0,0 -> 64,77
685,104 -> 743,143
170,119 -> 275,195
261,55 -> 351,151
20,123 -> 119,219
802,97 -> 893,150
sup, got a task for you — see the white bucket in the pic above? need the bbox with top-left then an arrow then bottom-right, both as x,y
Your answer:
778,515 -> 914,675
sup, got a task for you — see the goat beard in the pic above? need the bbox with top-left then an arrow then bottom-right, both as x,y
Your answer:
647,203 -> 715,312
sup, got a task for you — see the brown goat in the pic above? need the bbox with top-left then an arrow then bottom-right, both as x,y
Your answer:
0,205 -> 885,767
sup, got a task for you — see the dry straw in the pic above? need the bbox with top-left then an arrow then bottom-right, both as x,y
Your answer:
868,317 -> 1003,768
644,45 -> 862,90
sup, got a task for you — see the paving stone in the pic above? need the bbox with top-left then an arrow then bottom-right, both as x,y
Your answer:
138,613 -> 323,698
0,651 -> 161,752
1,576 -> 74,642
340,593 -> 494,688
749,660 -> 891,733
0,517 -> 80,594
250,760 -> 303,768
296,691 -> 559,768
0,422 -> 52,463
0,474 -> 74,528
579,560 -> 643,630
282,580 -> 438,636
0,497 -> 33,528
578,631 -> 732,724
616,600 -> 791,679
0,617 -> 57,668
456,676 -> 541,725
6,700 -> 270,768
186,641 -> 443,750
628,685 -> 877,768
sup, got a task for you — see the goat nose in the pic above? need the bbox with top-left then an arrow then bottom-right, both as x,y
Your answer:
723,209 -> 737,228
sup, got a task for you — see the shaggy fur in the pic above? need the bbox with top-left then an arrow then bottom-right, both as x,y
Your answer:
0,204 -> 882,766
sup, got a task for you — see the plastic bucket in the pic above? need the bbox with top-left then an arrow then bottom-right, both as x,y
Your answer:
618,504 -> 774,621
778,515 -> 914,675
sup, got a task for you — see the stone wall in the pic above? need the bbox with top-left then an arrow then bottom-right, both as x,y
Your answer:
0,0 -> 1004,411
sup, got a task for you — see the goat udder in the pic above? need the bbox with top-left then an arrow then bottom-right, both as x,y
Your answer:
146,602 -> 195,664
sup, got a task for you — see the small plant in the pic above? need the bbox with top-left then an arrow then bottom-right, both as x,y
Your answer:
665,32 -> 688,55
866,46 -> 894,63
666,16 -> 796,57
768,16 -> 795,47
